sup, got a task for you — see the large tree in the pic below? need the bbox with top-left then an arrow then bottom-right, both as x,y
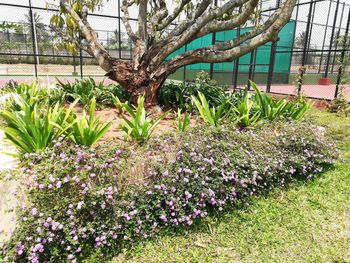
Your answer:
51,0 -> 297,105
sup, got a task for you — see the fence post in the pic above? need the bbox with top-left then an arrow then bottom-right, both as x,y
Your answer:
117,0 -> 122,59
331,2 -> 346,74
183,44 -> 187,82
209,0 -> 218,79
232,6 -> 242,91
266,0 -> 282,93
335,5 -> 350,98
79,34 -> 83,79
266,41 -> 277,93
298,0 -> 314,93
324,0 -> 340,79
28,0 -> 38,78
318,0 -> 332,74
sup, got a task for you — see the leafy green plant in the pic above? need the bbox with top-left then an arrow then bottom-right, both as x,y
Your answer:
119,96 -> 168,142
56,78 -> 130,108
70,97 -> 112,147
111,93 -> 127,114
230,88 -> 261,127
251,81 -> 288,121
56,77 -> 103,107
1,82 -> 67,111
0,100 -> 77,153
175,109 -> 190,132
285,96 -> 312,120
47,85 -> 67,105
192,92 -> 226,126
158,72 -> 228,111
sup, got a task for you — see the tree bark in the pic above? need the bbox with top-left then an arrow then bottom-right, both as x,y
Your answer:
105,60 -> 167,107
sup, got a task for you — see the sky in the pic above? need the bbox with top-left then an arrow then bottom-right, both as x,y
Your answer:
0,0 -> 349,49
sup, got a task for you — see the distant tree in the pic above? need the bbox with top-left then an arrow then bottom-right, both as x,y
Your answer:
23,11 -> 51,42
295,31 -> 306,48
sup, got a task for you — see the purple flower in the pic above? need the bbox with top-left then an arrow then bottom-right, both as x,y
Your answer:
31,208 -> 38,216
159,215 -> 167,222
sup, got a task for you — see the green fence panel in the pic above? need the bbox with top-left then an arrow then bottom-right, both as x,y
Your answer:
167,20 -> 296,74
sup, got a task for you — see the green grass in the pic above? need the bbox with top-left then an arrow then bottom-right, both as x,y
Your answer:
113,109 -> 350,263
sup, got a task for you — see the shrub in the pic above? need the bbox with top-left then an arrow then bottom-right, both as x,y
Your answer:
69,97 -> 112,147
0,121 -> 338,262
119,96 -> 169,142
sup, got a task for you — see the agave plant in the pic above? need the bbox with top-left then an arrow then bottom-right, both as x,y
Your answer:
191,92 -> 227,126
0,100 -> 77,153
70,97 -> 112,147
119,96 -> 168,142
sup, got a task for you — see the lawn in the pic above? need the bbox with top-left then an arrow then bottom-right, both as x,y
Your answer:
114,109 -> 350,263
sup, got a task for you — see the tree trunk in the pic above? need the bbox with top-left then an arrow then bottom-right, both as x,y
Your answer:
105,62 -> 167,107
128,77 -> 166,107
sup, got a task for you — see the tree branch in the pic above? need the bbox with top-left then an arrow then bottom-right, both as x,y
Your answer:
150,0 -> 169,31
156,0 -> 191,31
59,0 -> 114,72
195,0 -> 259,39
155,0 -> 297,77
138,0 -> 148,42
121,0 -> 138,43
149,0 -> 249,69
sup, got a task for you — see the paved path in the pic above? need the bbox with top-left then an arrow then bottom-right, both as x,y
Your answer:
0,130 -> 20,244
234,84 -> 350,101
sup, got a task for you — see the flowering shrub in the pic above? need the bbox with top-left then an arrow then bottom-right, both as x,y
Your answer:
0,121 -> 338,262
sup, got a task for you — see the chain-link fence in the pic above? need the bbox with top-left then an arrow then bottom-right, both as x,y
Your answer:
0,0 -> 349,100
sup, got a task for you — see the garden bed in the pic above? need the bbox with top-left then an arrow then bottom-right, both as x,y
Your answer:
0,76 -> 343,262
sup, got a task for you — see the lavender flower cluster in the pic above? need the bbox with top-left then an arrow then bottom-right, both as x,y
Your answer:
0,121 -> 338,262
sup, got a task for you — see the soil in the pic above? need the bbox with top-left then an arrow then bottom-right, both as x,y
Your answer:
73,105 -> 200,144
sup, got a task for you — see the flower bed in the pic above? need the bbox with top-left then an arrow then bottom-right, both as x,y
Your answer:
0,121 -> 338,262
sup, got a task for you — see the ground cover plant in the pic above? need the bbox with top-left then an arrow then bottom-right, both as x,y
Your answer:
0,118 -> 339,262
115,109 -> 350,263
